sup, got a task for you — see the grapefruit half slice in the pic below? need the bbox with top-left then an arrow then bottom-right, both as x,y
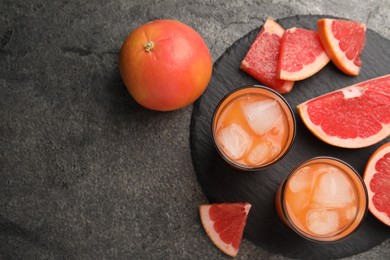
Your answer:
240,18 -> 294,94
364,142 -> 390,226
297,74 -> 390,148
278,28 -> 330,81
318,18 -> 366,76
199,203 -> 251,257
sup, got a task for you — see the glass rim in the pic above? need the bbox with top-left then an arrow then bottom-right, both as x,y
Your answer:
211,84 -> 296,171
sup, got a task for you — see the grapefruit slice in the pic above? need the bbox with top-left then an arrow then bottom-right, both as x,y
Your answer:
318,18 -> 366,76
278,28 -> 330,81
297,74 -> 390,148
240,18 -> 294,94
199,203 -> 251,257
364,142 -> 390,226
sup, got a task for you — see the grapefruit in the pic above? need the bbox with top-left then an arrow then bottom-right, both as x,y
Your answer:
318,18 -> 366,76
297,74 -> 390,148
364,142 -> 390,226
278,28 -> 330,81
119,20 -> 212,111
240,18 -> 294,94
199,203 -> 251,257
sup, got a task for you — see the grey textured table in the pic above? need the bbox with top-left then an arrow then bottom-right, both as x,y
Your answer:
1,0 -> 389,259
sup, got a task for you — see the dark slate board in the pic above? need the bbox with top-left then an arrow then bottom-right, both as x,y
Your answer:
190,15 -> 390,259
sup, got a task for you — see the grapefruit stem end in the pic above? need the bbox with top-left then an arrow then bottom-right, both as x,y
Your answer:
144,41 -> 154,52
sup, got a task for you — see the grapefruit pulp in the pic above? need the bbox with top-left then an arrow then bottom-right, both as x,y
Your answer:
318,18 -> 366,76
364,142 -> 390,226
278,28 -> 330,81
199,203 -> 251,257
119,20 -> 212,111
297,74 -> 390,148
240,18 -> 294,94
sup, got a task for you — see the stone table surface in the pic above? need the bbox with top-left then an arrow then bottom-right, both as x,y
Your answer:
1,0 -> 389,259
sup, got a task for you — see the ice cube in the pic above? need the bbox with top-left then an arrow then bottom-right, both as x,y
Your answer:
289,166 -> 311,193
307,209 -> 339,235
242,99 -> 282,135
217,123 -> 251,160
247,142 -> 270,165
270,116 -> 285,136
313,167 -> 355,207
346,206 -> 357,221
270,144 -> 281,158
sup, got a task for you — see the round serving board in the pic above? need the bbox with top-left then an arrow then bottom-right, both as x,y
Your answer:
190,15 -> 390,259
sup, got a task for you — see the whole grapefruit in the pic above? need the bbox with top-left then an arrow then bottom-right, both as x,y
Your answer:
119,20 -> 213,111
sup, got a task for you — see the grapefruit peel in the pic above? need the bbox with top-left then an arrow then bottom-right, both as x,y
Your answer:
297,74 -> 390,148
199,203 -> 251,257
364,142 -> 390,226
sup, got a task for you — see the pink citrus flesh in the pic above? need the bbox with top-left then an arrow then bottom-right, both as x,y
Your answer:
298,74 -> 390,148
364,142 -> 390,226
278,27 -> 330,81
318,18 -> 366,76
199,203 -> 251,257
240,18 -> 294,94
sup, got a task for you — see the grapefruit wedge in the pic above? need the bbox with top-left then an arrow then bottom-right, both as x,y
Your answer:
199,203 -> 251,257
364,142 -> 390,226
318,18 -> 366,76
297,74 -> 390,148
240,18 -> 294,94
278,28 -> 330,81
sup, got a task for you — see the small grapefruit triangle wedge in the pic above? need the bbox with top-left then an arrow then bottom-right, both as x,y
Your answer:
297,74 -> 390,148
240,18 -> 294,94
364,142 -> 390,226
199,202 -> 251,257
278,28 -> 330,81
318,18 -> 366,76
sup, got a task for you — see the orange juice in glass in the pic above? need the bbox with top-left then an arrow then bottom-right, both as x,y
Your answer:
212,85 -> 296,171
275,157 -> 368,242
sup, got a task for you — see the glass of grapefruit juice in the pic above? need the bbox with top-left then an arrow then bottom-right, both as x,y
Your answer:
275,157 -> 368,242
212,85 -> 296,171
